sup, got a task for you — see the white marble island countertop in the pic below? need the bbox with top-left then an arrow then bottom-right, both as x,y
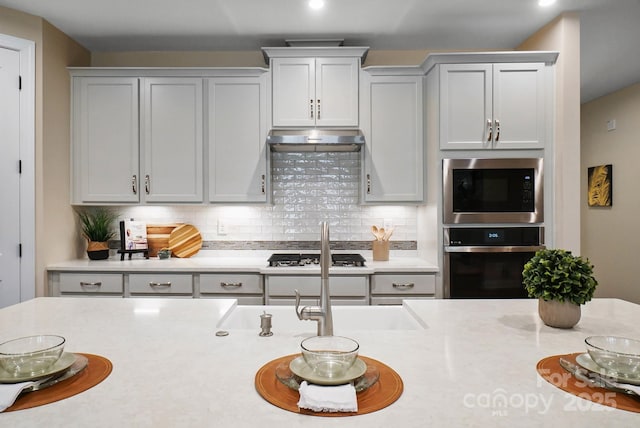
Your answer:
1,297 -> 638,427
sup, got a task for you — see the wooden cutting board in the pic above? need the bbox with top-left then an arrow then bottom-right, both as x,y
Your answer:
146,224 -> 180,257
167,224 -> 202,258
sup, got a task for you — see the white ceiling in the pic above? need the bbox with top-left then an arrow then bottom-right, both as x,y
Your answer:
2,0 -> 639,103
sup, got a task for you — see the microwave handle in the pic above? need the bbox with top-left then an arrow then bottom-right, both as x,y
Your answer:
444,245 -> 546,253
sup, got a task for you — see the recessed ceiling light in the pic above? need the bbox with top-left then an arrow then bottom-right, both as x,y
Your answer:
309,0 -> 325,10
538,0 -> 556,6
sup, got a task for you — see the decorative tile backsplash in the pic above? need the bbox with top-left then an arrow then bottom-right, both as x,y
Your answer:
118,152 -> 419,245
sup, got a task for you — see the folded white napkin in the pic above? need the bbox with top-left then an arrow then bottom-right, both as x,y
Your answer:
297,381 -> 358,413
0,381 -> 36,412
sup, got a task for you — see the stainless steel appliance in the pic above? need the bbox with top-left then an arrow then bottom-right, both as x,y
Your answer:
267,253 -> 366,267
444,226 -> 545,298
443,158 -> 543,224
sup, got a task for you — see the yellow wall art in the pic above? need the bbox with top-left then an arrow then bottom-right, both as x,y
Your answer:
587,164 -> 612,207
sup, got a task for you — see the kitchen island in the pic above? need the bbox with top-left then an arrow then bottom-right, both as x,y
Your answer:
1,297 -> 638,427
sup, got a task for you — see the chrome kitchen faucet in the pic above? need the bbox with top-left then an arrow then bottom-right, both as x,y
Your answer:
294,221 -> 334,336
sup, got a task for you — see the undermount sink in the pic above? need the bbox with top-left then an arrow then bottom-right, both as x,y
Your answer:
216,303 -> 427,331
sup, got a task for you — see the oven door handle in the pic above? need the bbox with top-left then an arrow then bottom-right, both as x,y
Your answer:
444,245 -> 545,253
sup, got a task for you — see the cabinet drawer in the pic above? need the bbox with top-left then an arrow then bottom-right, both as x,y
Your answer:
266,276 -> 367,297
129,274 -> 193,294
59,273 -> 123,294
200,274 -> 262,294
371,274 -> 436,295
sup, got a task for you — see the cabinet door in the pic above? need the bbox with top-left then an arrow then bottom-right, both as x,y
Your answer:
141,78 -> 203,202
207,76 -> 267,202
492,63 -> 545,149
315,57 -> 359,127
362,75 -> 424,202
271,57 -> 315,127
439,64 -> 493,150
73,77 -> 139,203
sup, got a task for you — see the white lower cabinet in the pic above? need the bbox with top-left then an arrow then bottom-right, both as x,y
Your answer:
49,270 -> 433,305
370,274 -> 436,305
199,273 -> 264,304
265,275 -> 369,305
128,273 -> 193,296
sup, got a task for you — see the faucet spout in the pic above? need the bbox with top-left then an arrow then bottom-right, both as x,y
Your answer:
320,221 -> 333,336
294,221 -> 334,336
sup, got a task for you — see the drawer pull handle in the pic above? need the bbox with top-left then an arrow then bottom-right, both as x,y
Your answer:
221,282 -> 242,289
392,282 -> 415,290
149,281 -> 171,287
80,281 -> 102,287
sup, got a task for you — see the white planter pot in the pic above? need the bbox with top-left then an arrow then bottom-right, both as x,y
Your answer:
538,298 -> 581,329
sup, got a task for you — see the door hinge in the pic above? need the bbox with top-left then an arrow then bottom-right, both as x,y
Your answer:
19,244 -> 22,258
19,75 -> 22,90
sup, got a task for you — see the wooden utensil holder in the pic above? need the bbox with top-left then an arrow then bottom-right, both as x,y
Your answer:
372,240 -> 389,261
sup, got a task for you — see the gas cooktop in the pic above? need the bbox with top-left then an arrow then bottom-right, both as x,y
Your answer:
267,253 -> 366,267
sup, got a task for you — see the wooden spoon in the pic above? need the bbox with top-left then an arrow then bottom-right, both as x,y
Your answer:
371,225 -> 380,240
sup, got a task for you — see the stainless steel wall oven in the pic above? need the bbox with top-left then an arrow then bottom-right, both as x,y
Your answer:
443,158 -> 544,224
444,226 -> 545,298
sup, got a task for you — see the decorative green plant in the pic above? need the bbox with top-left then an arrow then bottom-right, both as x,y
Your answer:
522,249 -> 598,305
76,207 -> 118,242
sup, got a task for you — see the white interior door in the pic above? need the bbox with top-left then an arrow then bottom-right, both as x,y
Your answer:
0,46 -> 21,308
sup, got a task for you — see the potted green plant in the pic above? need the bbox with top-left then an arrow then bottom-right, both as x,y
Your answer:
76,208 -> 118,260
522,248 -> 598,328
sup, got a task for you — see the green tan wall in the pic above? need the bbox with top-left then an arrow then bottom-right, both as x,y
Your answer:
581,83 -> 640,304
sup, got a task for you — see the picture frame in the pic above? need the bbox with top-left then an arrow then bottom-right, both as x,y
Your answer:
587,164 -> 612,207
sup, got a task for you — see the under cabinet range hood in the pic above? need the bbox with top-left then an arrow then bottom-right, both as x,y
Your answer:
266,129 -> 365,152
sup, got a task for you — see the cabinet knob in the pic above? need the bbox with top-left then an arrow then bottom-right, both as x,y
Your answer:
132,175 -> 138,195
486,119 -> 493,142
145,175 -> 150,195
495,119 -> 500,141
149,281 -> 171,287
80,281 -> 102,288
221,282 -> 242,289
392,282 -> 415,290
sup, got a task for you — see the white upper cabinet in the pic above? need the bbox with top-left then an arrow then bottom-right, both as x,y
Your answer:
141,78 -> 204,203
207,75 -> 268,202
71,76 -> 140,203
360,72 -> 424,202
439,62 -> 546,150
271,57 -> 360,127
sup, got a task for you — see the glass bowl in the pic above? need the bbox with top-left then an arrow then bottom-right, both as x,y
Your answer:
300,336 -> 359,378
585,335 -> 640,377
0,335 -> 66,377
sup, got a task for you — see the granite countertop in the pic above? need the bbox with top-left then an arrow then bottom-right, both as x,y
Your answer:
46,252 -> 439,274
1,297 -> 638,427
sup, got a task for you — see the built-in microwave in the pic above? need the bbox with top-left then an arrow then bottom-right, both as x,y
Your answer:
443,158 -> 543,224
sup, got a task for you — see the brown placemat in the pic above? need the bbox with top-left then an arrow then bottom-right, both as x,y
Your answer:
537,352 -> 640,413
5,353 -> 113,412
255,354 -> 403,417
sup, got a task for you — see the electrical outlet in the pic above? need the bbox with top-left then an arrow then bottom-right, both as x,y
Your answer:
217,219 -> 227,236
383,219 -> 393,230
607,119 -> 616,131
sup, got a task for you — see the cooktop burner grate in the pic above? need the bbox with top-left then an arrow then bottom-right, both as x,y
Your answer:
267,253 -> 366,267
